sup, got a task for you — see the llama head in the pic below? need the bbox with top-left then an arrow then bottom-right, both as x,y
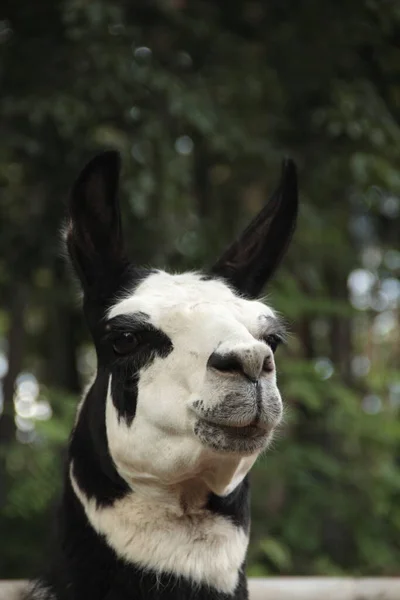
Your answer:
67,151 -> 298,496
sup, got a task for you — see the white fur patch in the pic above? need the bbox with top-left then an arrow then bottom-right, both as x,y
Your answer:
70,463 -> 248,594
106,377 -> 258,496
108,271 -> 276,326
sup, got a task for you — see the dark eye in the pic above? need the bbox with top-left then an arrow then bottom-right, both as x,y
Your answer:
112,332 -> 140,356
264,334 -> 282,353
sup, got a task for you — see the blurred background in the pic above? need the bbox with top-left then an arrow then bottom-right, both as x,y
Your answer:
0,0 -> 399,581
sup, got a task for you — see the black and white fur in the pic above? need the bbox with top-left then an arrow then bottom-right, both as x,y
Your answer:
27,152 -> 298,600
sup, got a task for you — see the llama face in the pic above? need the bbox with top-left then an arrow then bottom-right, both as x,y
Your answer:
67,152 -> 297,496
104,271 -> 286,491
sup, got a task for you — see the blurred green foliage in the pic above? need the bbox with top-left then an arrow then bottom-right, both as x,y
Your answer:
0,0 -> 399,579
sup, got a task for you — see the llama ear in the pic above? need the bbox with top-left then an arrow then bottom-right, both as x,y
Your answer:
67,151 -> 128,294
211,159 -> 298,298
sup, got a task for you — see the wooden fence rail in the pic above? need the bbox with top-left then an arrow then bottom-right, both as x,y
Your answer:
1,578 -> 400,600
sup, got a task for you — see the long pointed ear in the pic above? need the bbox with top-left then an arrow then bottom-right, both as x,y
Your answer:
66,151 -> 128,296
211,159 -> 298,298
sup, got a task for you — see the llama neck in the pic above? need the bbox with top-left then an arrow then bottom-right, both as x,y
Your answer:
49,466 -> 250,600
69,463 -> 249,593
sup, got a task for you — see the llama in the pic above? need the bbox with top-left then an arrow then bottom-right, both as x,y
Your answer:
27,151 -> 298,600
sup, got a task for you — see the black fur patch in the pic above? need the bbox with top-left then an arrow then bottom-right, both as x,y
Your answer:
111,370 -> 140,426
107,313 -> 173,425
70,370 -> 130,506
207,477 -> 251,531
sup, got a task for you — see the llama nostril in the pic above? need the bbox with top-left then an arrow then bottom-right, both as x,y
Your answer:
208,351 -> 263,382
208,352 -> 244,375
208,346 -> 273,381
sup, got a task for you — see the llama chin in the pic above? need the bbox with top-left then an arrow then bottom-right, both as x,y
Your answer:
26,151 -> 298,600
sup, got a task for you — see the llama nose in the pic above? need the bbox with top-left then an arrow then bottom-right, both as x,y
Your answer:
208,344 -> 274,382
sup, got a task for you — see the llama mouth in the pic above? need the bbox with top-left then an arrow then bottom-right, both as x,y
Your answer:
204,420 -> 266,437
194,418 -> 270,454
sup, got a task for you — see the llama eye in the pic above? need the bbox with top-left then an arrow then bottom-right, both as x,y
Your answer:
112,332 -> 140,356
264,334 -> 282,353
